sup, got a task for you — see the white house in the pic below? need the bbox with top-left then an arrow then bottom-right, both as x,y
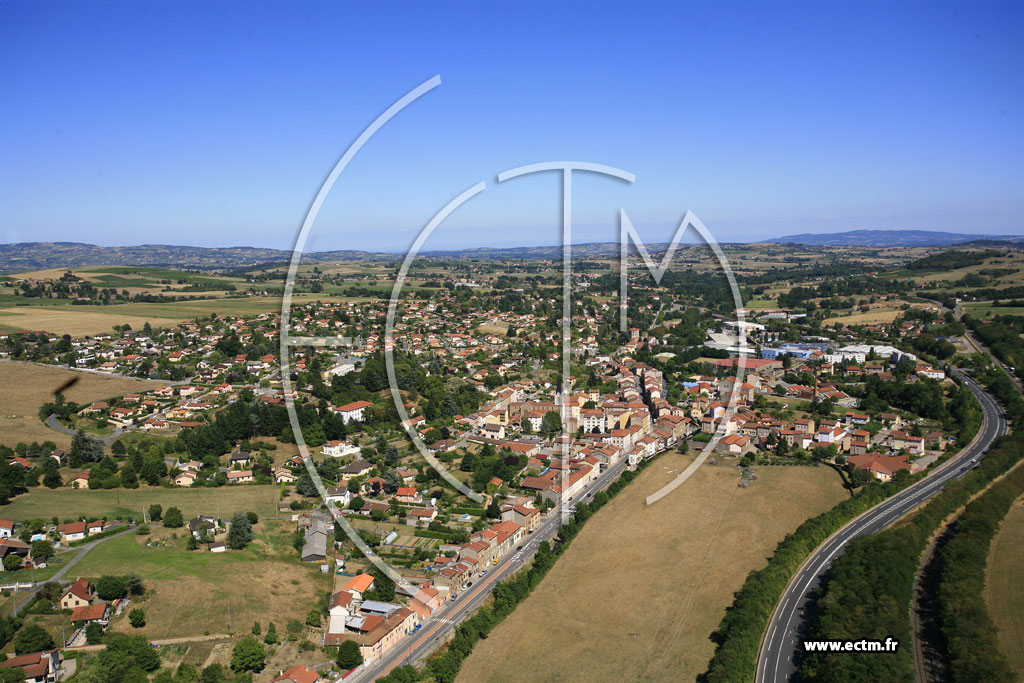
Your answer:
334,400 -> 372,424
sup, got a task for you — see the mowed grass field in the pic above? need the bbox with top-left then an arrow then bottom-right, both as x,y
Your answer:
984,494 -> 1024,678
59,521 -> 329,639
457,452 -> 848,683
961,303 -> 1024,319
0,361 -> 162,448
0,484 -> 281,522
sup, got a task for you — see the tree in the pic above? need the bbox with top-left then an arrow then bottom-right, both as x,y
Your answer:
305,609 -> 321,627
336,639 -> 363,669
163,507 -> 183,528
263,622 -> 277,644
230,636 -> 267,673
251,621 -> 261,635
0,668 -> 27,683
129,608 -> 146,628
30,540 -> 54,563
245,511 -> 258,525
2,555 -> 21,571
296,471 -> 319,497
14,624 -> 54,654
541,411 -> 561,436
42,469 -> 61,489
148,504 -> 163,521
96,575 -> 128,600
85,621 -> 105,644
227,512 -> 253,550
200,664 -> 225,683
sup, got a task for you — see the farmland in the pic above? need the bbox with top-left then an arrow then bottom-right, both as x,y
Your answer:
0,361 -> 162,449
984,495 -> 1024,677
457,452 -> 848,683
67,522 -> 330,640
0,292 -> 358,336
0,484 -> 281,522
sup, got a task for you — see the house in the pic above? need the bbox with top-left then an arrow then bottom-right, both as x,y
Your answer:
69,472 -> 90,489
272,665 -> 321,683
327,590 -> 355,633
174,471 -> 197,487
59,579 -> 92,610
405,508 -> 437,526
188,515 -> 217,538
70,602 -> 110,627
343,573 -> 375,600
87,520 -> 105,536
274,467 -> 297,483
227,470 -> 254,483
324,485 -> 351,507
340,460 -> 373,480
323,440 -> 359,458
0,538 -> 31,559
716,434 -> 752,456
395,487 -> 421,504
230,450 -> 252,467
0,519 -> 14,539
335,400 -> 373,424
209,542 -> 226,553
57,521 -> 87,543
0,650 -> 63,683
847,452 -> 912,482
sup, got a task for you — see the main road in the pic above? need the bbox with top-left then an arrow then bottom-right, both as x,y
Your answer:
756,368 -> 1007,682
345,456 -> 632,682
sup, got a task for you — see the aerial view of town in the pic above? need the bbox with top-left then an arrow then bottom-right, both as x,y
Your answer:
1,3 -> 1022,683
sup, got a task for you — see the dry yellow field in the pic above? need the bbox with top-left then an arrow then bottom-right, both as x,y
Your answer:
457,453 -> 848,683
984,494 -> 1024,678
0,307 -> 184,336
0,361 -> 162,448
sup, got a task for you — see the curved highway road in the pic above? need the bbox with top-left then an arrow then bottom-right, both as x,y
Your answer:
756,369 -> 1007,683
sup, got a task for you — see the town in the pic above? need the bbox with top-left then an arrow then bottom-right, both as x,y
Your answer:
0,241 -> 1008,682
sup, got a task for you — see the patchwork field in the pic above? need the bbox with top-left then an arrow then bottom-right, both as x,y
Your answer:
68,521 -> 330,639
984,494 -> 1024,678
0,484 -> 281,522
457,452 -> 848,683
0,361 -> 162,449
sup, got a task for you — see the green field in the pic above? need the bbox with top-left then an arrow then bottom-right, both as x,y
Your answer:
0,485 -> 281,522
962,303 -> 1024,319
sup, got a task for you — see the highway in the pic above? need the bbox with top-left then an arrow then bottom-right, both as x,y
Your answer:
756,369 -> 1007,682
346,456 -> 631,682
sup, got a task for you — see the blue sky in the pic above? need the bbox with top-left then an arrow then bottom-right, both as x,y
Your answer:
1,1 -> 1022,251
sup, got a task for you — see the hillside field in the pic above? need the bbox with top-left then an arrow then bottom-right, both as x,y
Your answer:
457,452 -> 848,683
0,361 -> 162,449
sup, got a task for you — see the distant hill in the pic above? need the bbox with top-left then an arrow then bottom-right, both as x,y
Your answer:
0,242 -> 386,271
0,240 -> 676,271
4,230 -> 1024,271
762,229 -> 1024,247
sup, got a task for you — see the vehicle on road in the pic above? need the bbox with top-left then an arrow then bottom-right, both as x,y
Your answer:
481,569 -> 488,576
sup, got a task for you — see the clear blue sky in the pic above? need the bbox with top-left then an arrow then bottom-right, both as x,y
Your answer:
1,1 -> 1022,251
